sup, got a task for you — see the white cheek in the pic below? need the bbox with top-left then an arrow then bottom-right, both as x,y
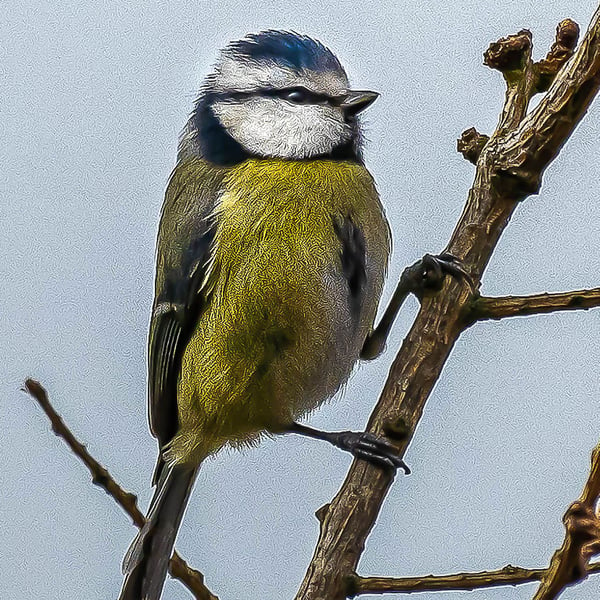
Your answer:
212,99 -> 352,159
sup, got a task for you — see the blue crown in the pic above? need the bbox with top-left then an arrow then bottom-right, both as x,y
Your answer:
227,30 -> 344,73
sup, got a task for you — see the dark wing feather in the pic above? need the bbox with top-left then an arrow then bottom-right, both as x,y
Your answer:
147,161 -> 224,484
148,313 -> 182,456
333,214 -> 367,319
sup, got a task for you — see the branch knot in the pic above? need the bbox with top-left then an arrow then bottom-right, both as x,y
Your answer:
484,29 -> 532,74
536,19 -> 580,92
457,128 -> 490,164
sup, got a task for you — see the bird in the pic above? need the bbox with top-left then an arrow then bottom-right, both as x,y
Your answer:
119,29 -> 465,600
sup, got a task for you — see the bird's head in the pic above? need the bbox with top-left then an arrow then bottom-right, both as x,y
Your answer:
183,31 -> 378,164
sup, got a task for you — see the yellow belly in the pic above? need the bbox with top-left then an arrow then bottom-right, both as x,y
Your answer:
171,158 -> 390,464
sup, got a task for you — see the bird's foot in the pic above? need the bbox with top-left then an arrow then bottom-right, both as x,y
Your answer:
321,430 -> 410,474
401,252 -> 475,297
287,422 -> 410,474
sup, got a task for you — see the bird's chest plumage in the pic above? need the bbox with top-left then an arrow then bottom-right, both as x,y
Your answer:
208,159 -> 387,333
179,158 -> 389,438
211,161 -> 348,311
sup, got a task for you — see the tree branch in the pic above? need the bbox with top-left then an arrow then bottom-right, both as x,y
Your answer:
22,378 -> 218,600
497,6 -> 600,196
349,442 -> 600,597
456,19 -> 580,166
468,287 -> 600,323
349,562 -> 600,596
294,7 -> 600,600
532,444 -> 600,600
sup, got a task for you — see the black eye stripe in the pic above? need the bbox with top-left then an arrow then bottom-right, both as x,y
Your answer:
215,86 -> 341,106
268,87 -> 329,104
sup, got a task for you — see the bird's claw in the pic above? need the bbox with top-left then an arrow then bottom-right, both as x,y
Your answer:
402,252 -> 475,296
332,431 -> 410,474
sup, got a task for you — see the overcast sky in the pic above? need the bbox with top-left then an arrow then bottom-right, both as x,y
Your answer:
2,1 -> 600,599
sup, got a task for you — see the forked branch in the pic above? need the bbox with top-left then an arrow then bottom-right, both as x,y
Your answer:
24,378 -> 600,600
349,443 -> 600,596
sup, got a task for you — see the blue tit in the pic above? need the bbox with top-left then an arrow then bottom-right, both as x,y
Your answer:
119,30 -> 412,600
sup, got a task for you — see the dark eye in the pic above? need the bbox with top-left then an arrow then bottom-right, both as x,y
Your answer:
280,88 -> 310,104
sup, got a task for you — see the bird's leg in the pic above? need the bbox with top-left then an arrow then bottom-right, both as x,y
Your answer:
286,422 -> 410,474
361,253 -> 474,360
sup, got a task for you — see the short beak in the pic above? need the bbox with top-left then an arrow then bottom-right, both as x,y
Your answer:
339,90 -> 379,115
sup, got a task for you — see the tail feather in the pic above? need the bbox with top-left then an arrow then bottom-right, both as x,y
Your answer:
119,466 -> 197,600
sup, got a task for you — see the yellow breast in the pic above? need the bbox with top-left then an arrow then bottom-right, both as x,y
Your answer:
174,158 -> 390,460
209,158 -> 387,289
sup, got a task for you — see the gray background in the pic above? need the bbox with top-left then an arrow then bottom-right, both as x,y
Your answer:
2,1 -> 600,599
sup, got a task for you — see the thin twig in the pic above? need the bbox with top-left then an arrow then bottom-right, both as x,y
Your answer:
22,378 -> 218,600
532,444 -> 600,600
349,562 -> 600,596
467,287 -> 600,323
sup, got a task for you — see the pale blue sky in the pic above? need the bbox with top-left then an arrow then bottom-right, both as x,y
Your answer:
2,1 -> 600,599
